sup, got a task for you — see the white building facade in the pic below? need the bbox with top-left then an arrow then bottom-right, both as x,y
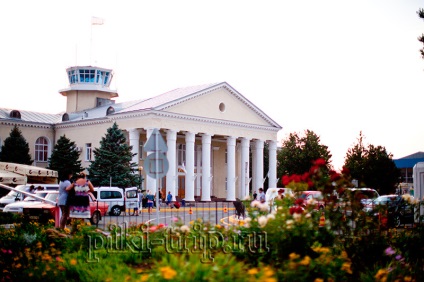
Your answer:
0,66 -> 282,201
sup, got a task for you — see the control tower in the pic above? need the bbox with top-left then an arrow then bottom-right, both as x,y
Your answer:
59,66 -> 118,113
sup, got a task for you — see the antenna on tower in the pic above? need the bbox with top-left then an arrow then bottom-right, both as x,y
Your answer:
90,16 -> 105,66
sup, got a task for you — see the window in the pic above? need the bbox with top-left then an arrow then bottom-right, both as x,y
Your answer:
177,144 -> 186,165
85,143 -> 92,161
79,69 -> 96,83
9,110 -> 21,119
35,137 -> 49,162
126,190 -> 137,198
68,69 -> 77,84
100,191 -> 122,199
62,113 -> 69,121
106,106 -> 115,115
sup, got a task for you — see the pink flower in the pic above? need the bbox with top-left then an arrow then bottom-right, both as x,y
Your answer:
384,247 -> 396,256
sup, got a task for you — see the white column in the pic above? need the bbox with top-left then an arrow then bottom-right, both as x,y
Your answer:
196,145 -> 202,196
201,133 -> 212,201
268,140 -> 278,188
145,128 -> 156,194
185,132 -> 195,201
166,129 -> 177,201
128,128 -> 140,166
226,136 -> 236,201
253,139 -> 264,192
240,138 -> 250,199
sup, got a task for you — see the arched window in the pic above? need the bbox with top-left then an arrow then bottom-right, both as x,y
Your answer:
9,110 -> 21,119
62,113 -> 69,121
106,106 -> 115,115
35,137 -> 49,162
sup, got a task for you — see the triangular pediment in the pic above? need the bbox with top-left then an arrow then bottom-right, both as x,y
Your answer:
158,82 -> 280,128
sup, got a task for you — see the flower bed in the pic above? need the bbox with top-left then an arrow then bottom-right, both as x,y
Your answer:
1,161 -> 423,281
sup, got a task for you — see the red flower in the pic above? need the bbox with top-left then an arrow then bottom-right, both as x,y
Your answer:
282,175 -> 291,186
307,180 -> 314,188
309,165 -> 319,174
314,158 -> 326,166
341,166 -> 350,175
295,198 -> 304,206
301,172 -> 310,182
292,174 -> 301,183
329,170 -> 341,181
295,206 -> 304,214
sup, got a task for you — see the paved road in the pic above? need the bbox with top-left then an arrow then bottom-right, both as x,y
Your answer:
94,205 -> 237,229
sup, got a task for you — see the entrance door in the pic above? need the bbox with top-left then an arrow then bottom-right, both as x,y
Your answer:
178,175 -> 185,199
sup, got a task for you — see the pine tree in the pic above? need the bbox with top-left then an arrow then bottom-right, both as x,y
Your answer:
48,135 -> 83,180
88,122 -> 139,188
0,125 -> 33,164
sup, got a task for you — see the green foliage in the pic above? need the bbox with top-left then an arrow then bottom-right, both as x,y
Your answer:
277,130 -> 332,185
88,122 -> 139,188
418,8 -> 424,59
344,132 -> 400,195
1,162 -> 423,281
48,135 -> 83,181
0,125 -> 33,164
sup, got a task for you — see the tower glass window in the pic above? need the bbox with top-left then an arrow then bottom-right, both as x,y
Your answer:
35,137 -> 49,162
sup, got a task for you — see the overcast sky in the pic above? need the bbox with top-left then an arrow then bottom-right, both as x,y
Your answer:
1,0 -> 423,170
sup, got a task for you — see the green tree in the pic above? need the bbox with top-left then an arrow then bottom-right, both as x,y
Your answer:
344,131 -> 367,186
418,8 -> 424,58
88,122 -> 139,188
344,132 -> 400,195
48,135 -> 83,181
0,125 -> 33,165
277,130 -> 332,185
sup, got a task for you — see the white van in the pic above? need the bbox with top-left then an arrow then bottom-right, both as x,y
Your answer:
0,184 -> 59,211
92,187 -> 138,216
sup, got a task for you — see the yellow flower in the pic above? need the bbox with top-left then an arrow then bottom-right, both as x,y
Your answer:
15,263 -> 22,269
263,266 -> 274,277
375,269 -> 388,281
314,279 -> 324,282
263,278 -> 277,282
404,276 -> 412,282
36,242 -> 42,249
247,268 -> 258,275
64,228 -> 71,234
70,258 -> 77,265
289,253 -> 300,260
140,274 -> 149,282
341,262 -> 352,274
48,219 -> 55,225
299,256 -> 311,266
159,266 -> 177,280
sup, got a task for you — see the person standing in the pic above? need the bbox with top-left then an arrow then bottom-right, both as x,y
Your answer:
66,172 -> 94,219
257,188 -> 266,203
146,190 -> 154,214
253,190 -> 257,201
58,171 -> 73,229
166,191 -> 173,207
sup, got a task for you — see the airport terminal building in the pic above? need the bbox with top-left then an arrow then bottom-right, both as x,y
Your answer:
0,66 -> 282,201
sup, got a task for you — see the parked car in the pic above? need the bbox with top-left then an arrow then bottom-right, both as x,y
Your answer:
364,194 -> 415,228
92,187 -> 138,216
0,184 -> 59,211
23,192 -> 109,225
298,191 -> 326,210
2,191 -> 54,213
338,188 -> 380,216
